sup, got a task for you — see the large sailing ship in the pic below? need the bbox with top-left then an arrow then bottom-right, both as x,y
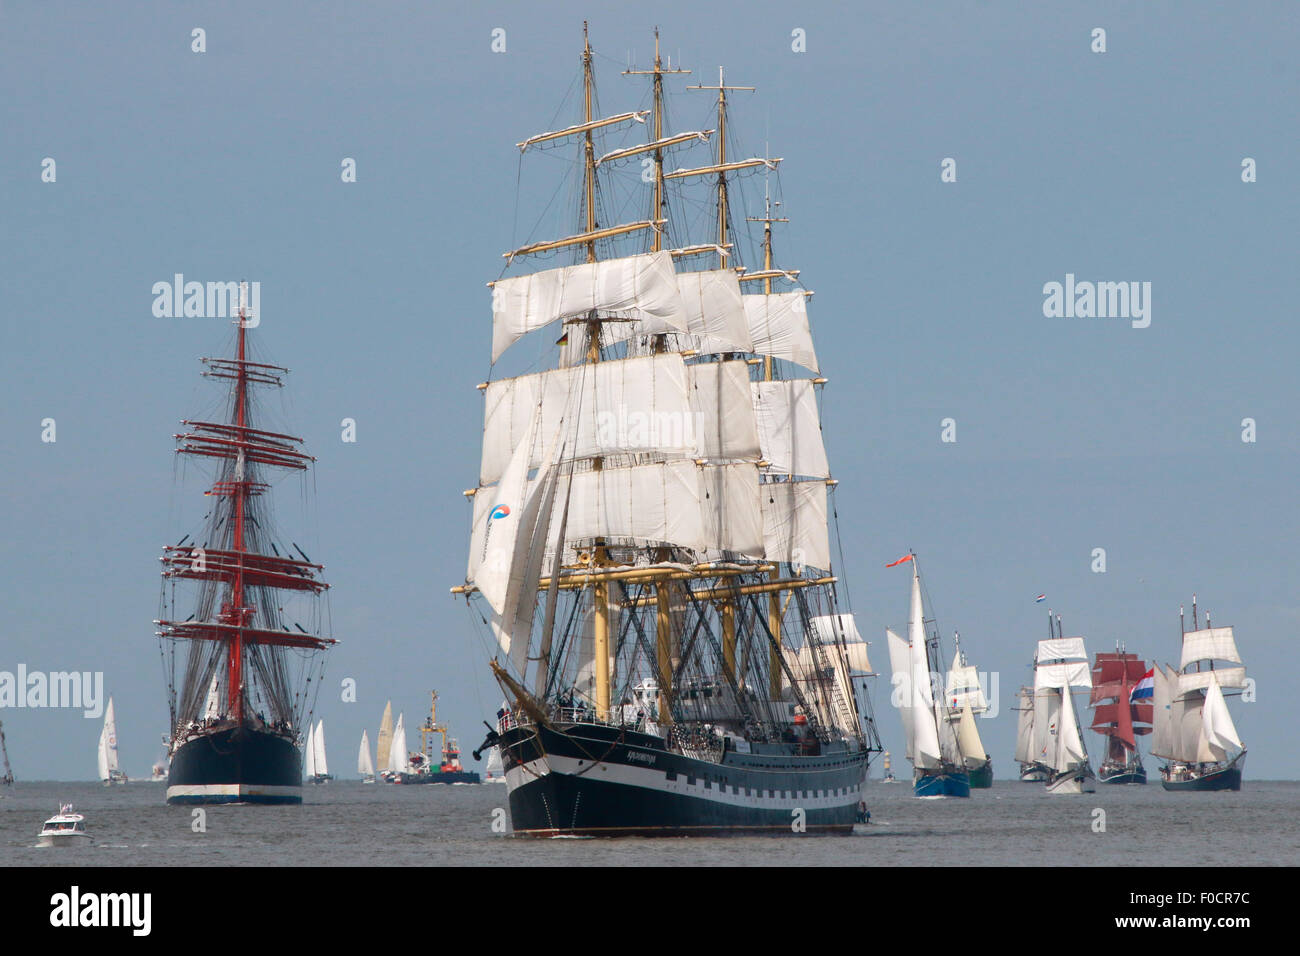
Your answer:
1031,613 -> 1096,794
1089,648 -> 1151,784
944,632 -> 993,788
885,556 -> 970,797
459,25 -> 880,836
1151,596 -> 1247,792
156,285 -> 335,805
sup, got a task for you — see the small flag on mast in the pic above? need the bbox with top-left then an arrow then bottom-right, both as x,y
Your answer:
1034,594 -> 1046,603
885,554 -> 913,568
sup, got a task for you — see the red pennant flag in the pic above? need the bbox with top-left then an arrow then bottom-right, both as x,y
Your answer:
885,554 -> 913,568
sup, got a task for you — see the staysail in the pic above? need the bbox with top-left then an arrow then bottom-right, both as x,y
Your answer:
358,730 -> 374,777
313,720 -> 328,777
388,713 -> 409,774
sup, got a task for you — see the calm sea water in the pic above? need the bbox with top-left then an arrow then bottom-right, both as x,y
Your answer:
4,778 -> 1296,866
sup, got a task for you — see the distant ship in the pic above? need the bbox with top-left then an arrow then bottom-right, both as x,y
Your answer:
0,719 -> 14,786
98,697 -> 127,785
1031,612 -> 1096,794
397,693 -> 481,784
944,632 -> 993,788
885,556 -> 970,797
358,730 -> 376,783
459,25 -> 879,835
1089,648 -> 1151,784
1013,686 -> 1049,781
156,283 -> 336,805
1151,596 -> 1246,792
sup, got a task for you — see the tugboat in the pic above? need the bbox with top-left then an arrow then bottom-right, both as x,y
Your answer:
38,804 -> 91,847
401,693 -> 481,784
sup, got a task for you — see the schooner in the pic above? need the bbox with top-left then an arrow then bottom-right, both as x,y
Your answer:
458,25 -> 880,835
1031,613 -> 1096,794
1151,596 -> 1247,791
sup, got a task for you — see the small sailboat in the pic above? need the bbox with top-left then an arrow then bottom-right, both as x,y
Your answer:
305,720 -> 332,784
1032,613 -> 1096,794
1090,648 -> 1151,784
383,713 -> 409,782
38,804 -> 91,847
1152,597 -> 1246,792
484,745 -> 505,783
358,730 -> 376,783
1013,686 -> 1049,781
944,633 -> 993,788
0,719 -> 14,786
376,701 -> 394,778
98,697 -> 127,785
886,555 -> 970,797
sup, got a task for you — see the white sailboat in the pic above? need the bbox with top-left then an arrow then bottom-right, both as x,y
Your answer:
306,719 -> 331,783
1033,617 -> 1096,794
885,556 -> 969,797
944,634 -> 992,787
358,729 -> 376,783
384,713 -> 409,781
98,697 -> 126,785
1152,598 -> 1246,791
304,722 -> 316,780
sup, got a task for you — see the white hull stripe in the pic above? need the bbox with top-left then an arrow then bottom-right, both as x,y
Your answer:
166,784 -> 301,799
506,754 -> 863,811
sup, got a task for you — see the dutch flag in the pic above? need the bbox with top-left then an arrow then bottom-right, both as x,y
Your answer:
1131,669 -> 1155,701
1034,594 -> 1046,603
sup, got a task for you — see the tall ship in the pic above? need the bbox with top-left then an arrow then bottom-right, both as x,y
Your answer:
1031,613 -> 1096,794
1089,648 -> 1151,784
1151,596 -> 1247,792
156,284 -> 336,805
459,25 -> 880,836
885,555 -> 970,797
1012,686 -> 1048,781
98,696 -> 127,785
944,632 -> 993,788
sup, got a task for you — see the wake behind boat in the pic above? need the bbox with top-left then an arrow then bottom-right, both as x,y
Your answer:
457,25 -> 880,836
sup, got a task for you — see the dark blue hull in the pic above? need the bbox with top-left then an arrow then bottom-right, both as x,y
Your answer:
166,724 -> 302,805
499,721 -> 870,837
914,770 -> 971,798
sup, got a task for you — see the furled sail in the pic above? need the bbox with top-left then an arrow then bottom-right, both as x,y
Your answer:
751,380 -> 829,478
490,251 -> 686,363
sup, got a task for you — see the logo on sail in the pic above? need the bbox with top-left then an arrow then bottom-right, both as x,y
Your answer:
489,504 -> 511,522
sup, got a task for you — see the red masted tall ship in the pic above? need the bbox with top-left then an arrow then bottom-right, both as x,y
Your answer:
156,284 -> 336,804
1088,648 -> 1152,784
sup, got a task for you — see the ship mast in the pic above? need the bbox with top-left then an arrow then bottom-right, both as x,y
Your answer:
624,28 -> 690,253
689,67 -> 753,270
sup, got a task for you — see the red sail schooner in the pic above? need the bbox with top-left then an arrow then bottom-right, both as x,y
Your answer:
1089,650 -> 1151,784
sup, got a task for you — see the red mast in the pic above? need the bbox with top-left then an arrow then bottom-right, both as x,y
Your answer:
157,283 -> 334,731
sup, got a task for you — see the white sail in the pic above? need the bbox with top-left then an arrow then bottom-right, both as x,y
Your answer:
358,730 -> 374,777
687,360 -> 762,462
474,407 -> 544,615
751,380 -> 830,478
1014,687 -> 1035,764
377,701 -> 393,772
945,650 -> 989,713
1179,626 -> 1241,671
480,354 -> 698,485
808,615 -> 870,672
1200,676 -> 1244,760
1178,666 -> 1247,692
1032,688 -> 1061,765
304,722 -> 317,778
886,629 -> 916,763
485,746 -> 505,779
956,702 -> 987,767
935,700 -> 964,766
906,570 -> 943,769
313,720 -> 328,777
1054,688 -> 1088,771
675,269 -> 751,352
98,697 -> 119,780
202,671 -> 222,719
491,251 -> 686,363
388,714 -> 409,774
759,478 -> 830,570
1034,638 -> 1091,690
741,292 -> 820,374
1149,665 -> 1177,760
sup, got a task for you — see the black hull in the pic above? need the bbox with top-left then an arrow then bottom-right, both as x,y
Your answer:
1162,767 -> 1242,792
1099,763 -> 1147,785
967,759 -> 993,789
499,721 -> 870,837
166,724 -> 302,805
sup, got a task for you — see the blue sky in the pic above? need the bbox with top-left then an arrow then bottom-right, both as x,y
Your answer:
2,2 -> 1296,780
